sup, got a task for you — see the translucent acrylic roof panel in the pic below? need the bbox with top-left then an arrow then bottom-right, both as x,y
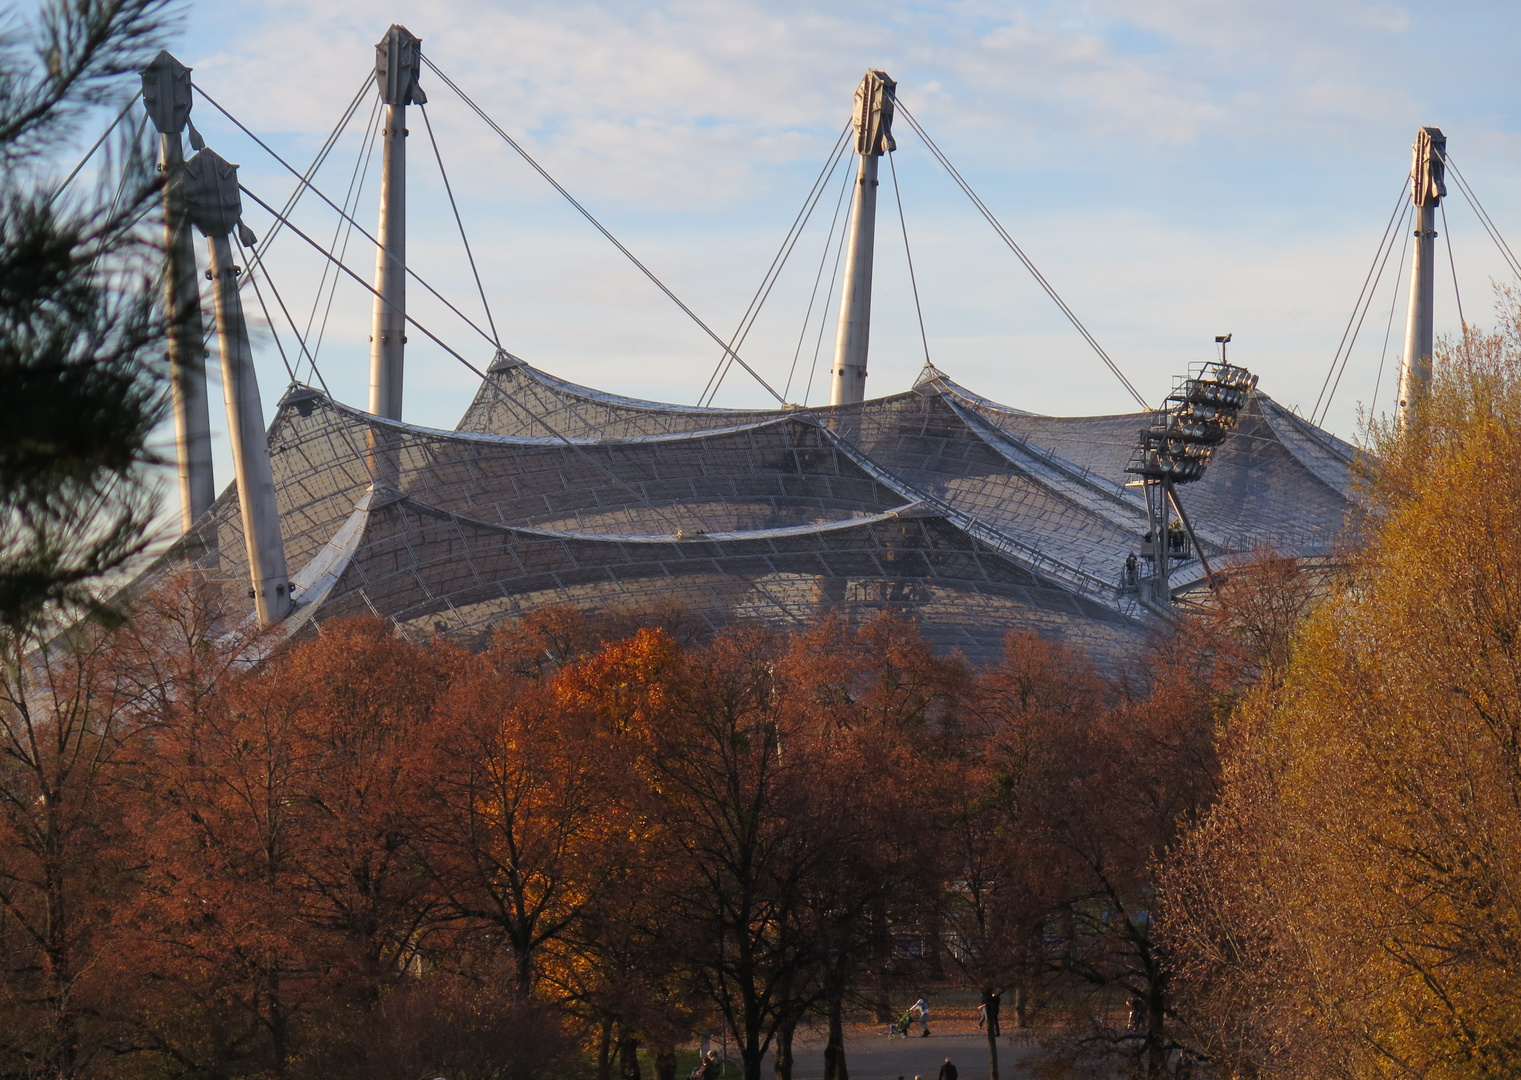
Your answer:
306,494 -> 1146,667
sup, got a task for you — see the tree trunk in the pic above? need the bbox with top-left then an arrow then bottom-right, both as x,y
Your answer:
619,1033 -> 642,1080
654,1046 -> 678,1080
742,1024 -> 764,1080
773,1020 -> 796,1080
822,990 -> 849,1080
871,896 -> 893,1022
1145,988 -> 1167,1080
980,988 -> 1001,1080
597,1018 -> 614,1080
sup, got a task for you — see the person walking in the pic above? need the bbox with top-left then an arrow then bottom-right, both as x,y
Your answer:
937,1059 -> 957,1080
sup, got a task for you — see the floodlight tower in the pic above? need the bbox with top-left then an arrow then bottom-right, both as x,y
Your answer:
183,149 -> 291,627
1397,126 -> 1446,430
1125,337 -> 1255,615
368,25 -> 425,421
829,70 -> 896,407
141,51 -> 215,533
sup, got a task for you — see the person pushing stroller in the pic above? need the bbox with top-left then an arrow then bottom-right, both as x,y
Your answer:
886,996 -> 931,1038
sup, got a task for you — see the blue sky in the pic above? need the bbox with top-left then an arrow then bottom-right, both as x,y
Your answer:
66,1 -> 1521,518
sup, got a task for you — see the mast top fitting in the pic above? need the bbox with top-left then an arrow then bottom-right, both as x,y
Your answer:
141,50 -> 192,135
376,25 -> 426,107
853,69 -> 896,157
1411,126 -> 1446,208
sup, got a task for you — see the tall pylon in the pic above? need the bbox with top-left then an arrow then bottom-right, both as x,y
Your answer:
368,25 -> 425,422
141,51 -> 215,532
829,70 -> 896,407
183,149 -> 291,628
1397,126 -> 1446,430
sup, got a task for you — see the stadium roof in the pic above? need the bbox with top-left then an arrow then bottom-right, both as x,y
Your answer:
134,358 -> 1359,667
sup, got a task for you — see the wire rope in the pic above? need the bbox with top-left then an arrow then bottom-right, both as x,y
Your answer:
1315,196 -> 1409,427
887,148 -> 931,367
803,190 -> 854,407
235,181 -> 684,532
418,55 -> 786,406
49,91 -> 142,205
251,72 -> 373,266
1440,201 -> 1465,330
238,232 -> 377,486
698,122 -> 852,406
784,151 -> 855,402
197,74 -> 374,359
304,90 -> 383,380
702,134 -> 852,406
1371,205 -> 1412,417
243,260 -> 300,385
1309,178 -> 1410,425
241,236 -> 335,398
420,102 -> 501,347
1443,155 -> 1521,280
890,96 -> 1149,411
192,82 -> 507,357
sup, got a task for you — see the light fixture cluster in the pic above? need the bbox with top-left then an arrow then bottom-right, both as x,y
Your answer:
1127,360 -> 1258,484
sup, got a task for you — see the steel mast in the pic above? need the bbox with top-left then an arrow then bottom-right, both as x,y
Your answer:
183,149 -> 291,627
141,51 -> 215,532
1397,126 -> 1446,429
829,70 -> 896,407
368,25 -> 425,422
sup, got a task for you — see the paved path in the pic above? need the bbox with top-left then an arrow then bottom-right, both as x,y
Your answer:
751,1024 -> 1035,1080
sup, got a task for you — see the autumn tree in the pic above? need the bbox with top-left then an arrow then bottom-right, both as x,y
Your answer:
126,618 -> 453,1078
1166,309 -> 1521,1079
419,618 -> 643,998
0,621 -> 149,1077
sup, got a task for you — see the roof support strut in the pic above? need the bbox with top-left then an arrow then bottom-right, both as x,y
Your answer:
1397,126 -> 1445,430
830,69 -> 895,407
368,25 -> 425,422
142,51 -> 215,533
183,148 -> 291,628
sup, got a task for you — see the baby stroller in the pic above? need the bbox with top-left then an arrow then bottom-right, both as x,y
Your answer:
887,1010 -> 915,1038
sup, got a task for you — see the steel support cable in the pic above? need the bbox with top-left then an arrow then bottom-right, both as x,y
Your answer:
419,102 -> 501,347
1443,155 -> 1521,279
197,76 -> 375,358
101,111 -> 150,225
700,126 -> 850,406
1441,201 -> 1466,331
242,245 -> 385,502
891,97 -> 1149,411
1310,177 -> 1409,425
192,83 -> 507,357
887,148 -> 932,367
240,238 -> 335,398
803,185 -> 854,407
784,151 -> 855,402
251,72 -> 373,266
49,91 -> 142,205
243,261 -> 301,385
1371,210 -> 1412,416
304,91 -> 384,381
236,182 -> 683,532
701,134 -> 852,406
1318,201 -> 1410,425
240,240 -> 376,477
698,121 -> 852,406
419,55 -> 786,406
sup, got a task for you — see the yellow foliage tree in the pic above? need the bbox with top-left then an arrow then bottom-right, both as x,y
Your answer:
1165,302 -> 1521,1079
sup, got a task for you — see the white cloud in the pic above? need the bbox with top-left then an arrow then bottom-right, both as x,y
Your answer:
144,0 -> 1521,528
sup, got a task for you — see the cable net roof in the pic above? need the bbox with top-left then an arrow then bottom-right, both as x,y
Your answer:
133,357 -> 1360,668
